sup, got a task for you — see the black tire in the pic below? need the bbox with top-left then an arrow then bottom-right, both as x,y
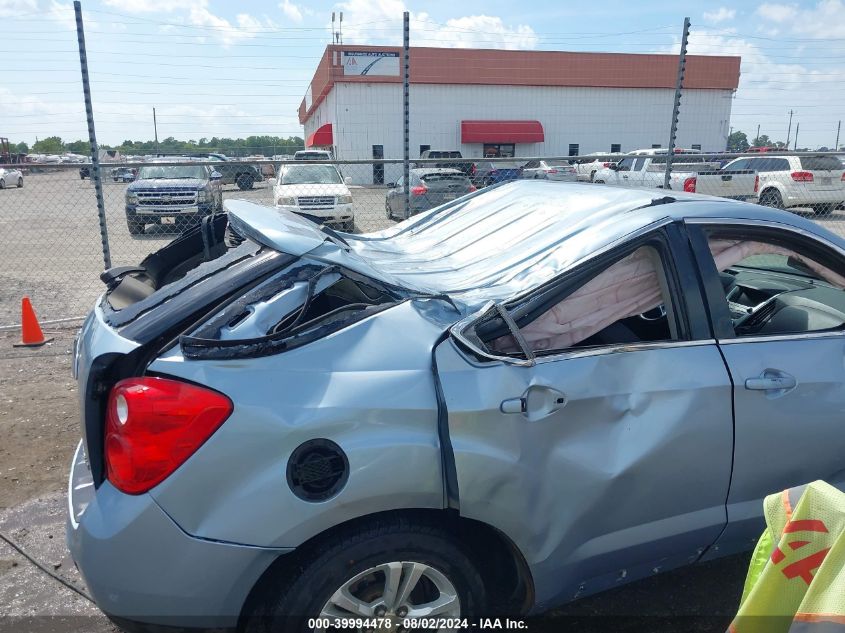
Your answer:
759,188 -> 784,209
385,201 -> 393,220
236,173 -> 255,191
126,218 -> 145,235
0,179 -> 5,189
243,517 -> 486,633
17,177 -> 23,188
590,170 -> 597,182
810,203 -> 834,216
594,179 -> 605,184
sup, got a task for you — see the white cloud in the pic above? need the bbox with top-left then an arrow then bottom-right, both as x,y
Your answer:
756,3 -> 799,23
100,0 -> 271,45
755,1 -> 845,42
280,0 -> 303,23
0,0 -> 38,17
702,7 -> 736,23
336,0 -> 537,50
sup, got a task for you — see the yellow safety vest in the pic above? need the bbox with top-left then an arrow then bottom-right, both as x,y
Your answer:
729,480 -> 845,633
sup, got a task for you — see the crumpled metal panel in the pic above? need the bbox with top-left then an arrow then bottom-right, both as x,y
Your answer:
435,337 -> 734,608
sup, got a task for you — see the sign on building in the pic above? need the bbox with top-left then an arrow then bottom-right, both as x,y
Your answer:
342,51 -> 400,77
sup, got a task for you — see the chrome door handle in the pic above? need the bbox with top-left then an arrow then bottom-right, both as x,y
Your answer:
500,397 -> 525,414
501,386 -> 567,421
745,369 -> 796,397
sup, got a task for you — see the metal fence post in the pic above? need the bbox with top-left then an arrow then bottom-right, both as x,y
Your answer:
74,0 -> 111,270
664,17 -> 690,190
403,11 -> 410,216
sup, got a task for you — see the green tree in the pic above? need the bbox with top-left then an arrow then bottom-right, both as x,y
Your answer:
31,136 -> 64,154
752,134 -> 772,147
65,139 -> 89,154
727,131 -> 749,152
13,141 -> 28,153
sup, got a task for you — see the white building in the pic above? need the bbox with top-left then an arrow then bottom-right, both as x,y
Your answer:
299,46 -> 740,184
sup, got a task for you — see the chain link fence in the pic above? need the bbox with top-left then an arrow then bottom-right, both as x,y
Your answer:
2,152 -> 845,323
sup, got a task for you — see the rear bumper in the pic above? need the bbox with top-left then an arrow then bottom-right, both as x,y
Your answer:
67,453 -> 288,629
783,190 -> 845,206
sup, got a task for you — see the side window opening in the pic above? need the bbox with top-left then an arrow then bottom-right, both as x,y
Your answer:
181,264 -> 402,359
472,241 -> 681,358
705,230 -> 845,337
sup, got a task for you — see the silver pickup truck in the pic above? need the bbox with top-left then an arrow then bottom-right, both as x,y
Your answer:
593,150 -> 758,200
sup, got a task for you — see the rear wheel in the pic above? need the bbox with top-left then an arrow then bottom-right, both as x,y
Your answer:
0,179 -> 5,189
759,188 -> 784,209
385,201 -> 393,220
590,170 -> 597,182
236,173 -> 255,190
594,179 -> 605,184
17,177 -> 23,188
242,518 -> 485,633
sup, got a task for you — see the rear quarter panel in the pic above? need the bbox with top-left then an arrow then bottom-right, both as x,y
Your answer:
147,300 -> 449,548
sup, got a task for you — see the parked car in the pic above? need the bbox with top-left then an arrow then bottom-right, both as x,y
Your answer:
68,181 -> 845,631
573,152 -> 626,181
0,167 -> 23,189
294,149 -> 333,161
521,159 -> 578,182
274,163 -> 354,230
110,167 -> 136,182
473,160 -> 523,186
124,162 -> 223,235
385,167 -> 475,220
417,149 -> 476,178
721,154 -> 845,214
184,153 -> 263,191
593,149 -> 759,200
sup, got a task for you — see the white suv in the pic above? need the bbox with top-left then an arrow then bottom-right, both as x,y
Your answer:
274,163 -> 354,230
723,154 -> 845,214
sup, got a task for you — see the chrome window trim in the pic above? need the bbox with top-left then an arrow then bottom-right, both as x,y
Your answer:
717,330 -> 845,345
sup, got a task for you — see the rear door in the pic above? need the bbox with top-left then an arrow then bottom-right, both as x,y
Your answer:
436,224 -> 733,605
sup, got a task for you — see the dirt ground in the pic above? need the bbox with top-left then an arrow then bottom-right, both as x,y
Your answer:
0,325 -> 749,632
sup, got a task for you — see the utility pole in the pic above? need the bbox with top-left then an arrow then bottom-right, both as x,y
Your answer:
664,16 -> 690,190
786,109 -> 794,148
402,11 -> 410,217
836,120 -> 841,151
74,0 -> 110,270
153,107 -> 159,154
756,124 -> 760,145
793,122 -> 799,151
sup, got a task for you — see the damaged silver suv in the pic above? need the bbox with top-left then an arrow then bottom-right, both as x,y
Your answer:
68,181 -> 845,631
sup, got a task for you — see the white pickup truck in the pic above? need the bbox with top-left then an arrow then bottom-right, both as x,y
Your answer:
593,149 -> 759,200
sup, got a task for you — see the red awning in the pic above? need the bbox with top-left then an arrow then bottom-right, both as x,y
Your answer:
306,123 -> 333,147
460,120 -> 544,144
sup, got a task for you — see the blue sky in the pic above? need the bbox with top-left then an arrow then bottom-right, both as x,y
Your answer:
1,0 -> 843,149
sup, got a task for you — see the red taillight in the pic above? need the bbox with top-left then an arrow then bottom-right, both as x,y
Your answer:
791,171 -> 814,182
754,174 -> 759,193
547,169 -> 558,174
469,184 -> 477,192
470,164 -> 476,176
410,185 -> 427,196
602,162 -> 611,168
105,377 -> 233,494
841,172 -> 845,182
683,176 -> 696,193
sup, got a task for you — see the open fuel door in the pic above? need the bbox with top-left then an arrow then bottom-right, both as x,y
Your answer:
433,227 -> 734,608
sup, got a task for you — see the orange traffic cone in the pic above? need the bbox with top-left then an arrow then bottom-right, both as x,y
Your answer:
13,297 -> 54,348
